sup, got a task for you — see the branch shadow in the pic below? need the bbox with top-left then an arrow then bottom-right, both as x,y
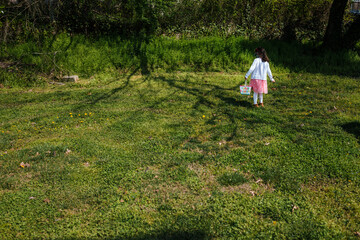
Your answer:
57,229 -> 209,240
70,37 -> 152,110
149,75 -> 248,142
68,71 -> 253,148
84,67 -> 140,106
127,229 -> 209,240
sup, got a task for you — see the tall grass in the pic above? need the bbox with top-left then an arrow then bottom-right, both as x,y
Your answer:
1,34 -> 359,87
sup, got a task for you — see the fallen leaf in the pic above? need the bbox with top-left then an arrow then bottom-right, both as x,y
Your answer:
120,199 -> 125,203
43,198 -> 51,204
83,162 -> 90,167
292,205 -> 299,212
20,162 -> 30,168
265,142 -> 270,146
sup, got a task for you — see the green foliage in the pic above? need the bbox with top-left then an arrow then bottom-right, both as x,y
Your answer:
1,0 -> 173,43
1,0 -> 335,43
161,0 -> 332,40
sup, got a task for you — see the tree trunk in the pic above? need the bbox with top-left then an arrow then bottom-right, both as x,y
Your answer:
2,18 -> 9,43
322,0 -> 348,49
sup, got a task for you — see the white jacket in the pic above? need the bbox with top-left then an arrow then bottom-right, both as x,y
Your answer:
245,58 -> 274,81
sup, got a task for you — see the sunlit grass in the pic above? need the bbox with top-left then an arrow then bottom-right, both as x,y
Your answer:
0,71 -> 359,239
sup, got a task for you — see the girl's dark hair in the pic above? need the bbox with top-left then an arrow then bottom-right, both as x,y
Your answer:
255,47 -> 270,62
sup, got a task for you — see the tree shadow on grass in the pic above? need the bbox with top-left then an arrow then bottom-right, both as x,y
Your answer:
70,72 -> 254,146
340,121 -> 360,141
57,229 -> 209,240
149,75 -> 246,141
128,229 -> 209,240
221,97 -> 252,108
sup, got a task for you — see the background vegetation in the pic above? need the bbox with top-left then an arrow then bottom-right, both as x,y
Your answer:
0,0 -> 358,42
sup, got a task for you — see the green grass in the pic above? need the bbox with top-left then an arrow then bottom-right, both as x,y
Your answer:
1,35 -> 359,88
0,69 -> 359,239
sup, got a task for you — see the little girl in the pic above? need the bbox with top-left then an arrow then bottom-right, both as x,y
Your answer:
245,47 -> 275,107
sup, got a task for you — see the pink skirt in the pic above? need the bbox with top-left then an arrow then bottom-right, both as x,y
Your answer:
250,79 -> 268,94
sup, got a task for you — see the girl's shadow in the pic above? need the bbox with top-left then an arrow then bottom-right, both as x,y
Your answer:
220,96 -> 252,108
238,100 -> 252,108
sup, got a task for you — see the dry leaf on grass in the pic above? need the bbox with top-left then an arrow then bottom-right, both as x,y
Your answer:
292,205 -> 299,212
20,162 -> 30,168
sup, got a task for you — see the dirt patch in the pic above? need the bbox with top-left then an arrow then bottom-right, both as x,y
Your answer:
0,62 -> 12,69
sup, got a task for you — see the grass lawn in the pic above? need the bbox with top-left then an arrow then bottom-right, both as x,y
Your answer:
0,71 -> 359,239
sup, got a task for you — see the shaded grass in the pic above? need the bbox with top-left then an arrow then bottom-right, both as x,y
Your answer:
1,35 -> 359,89
0,71 -> 359,239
